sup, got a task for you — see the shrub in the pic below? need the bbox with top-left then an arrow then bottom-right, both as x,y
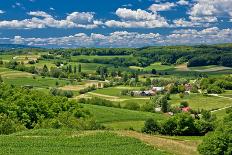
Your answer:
180,101 -> 189,108
142,118 -> 160,134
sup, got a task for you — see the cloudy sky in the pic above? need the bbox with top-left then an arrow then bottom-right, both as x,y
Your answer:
0,0 -> 232,48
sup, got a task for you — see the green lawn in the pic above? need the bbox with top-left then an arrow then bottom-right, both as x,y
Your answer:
0,130 -> 167,155
170,94 -> 232,110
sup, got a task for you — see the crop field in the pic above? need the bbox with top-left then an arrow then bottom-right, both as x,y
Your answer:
170,94 -> 232,110
0,67 -> 33,78
0,130 -> 167,155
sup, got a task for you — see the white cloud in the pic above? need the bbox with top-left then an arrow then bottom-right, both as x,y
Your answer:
50,7 -> 55,11
105,8 -> 169,28
0,11 -> 102,29
9,31 -> 161,47
189,0 -> 232,22
149,2 -> 176,12
122,4 -> 133,7
0,10 -> 5,14
5,27 -> 232,47
166,27 -> 232,45
177,0 -> 189,6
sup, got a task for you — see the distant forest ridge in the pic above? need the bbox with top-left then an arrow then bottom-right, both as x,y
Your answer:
0,43 -> 232,50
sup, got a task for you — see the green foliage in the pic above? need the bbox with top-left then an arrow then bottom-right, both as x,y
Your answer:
0,114 -> 26,135
143,113 -> 214,136
198,109 -> 232,155
50,88 -> 74,98
79,85 -> 96,94
79,97 -> 121,108
142,118 -> 160,134
0,84 -> 94,134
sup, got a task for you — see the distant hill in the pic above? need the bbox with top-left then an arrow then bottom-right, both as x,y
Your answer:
0,44 -> 36,50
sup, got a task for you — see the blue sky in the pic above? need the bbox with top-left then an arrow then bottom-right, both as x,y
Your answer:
0,0 -> 232,48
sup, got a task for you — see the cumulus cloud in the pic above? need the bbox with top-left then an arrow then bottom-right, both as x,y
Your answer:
189,0 -> 232,22
149,2 -> 176,12
0,10 -> 5,14
166,27 -> 232,45
4,27 -> 232,47
0,11 -> 102,29
9,31 -> 161,48
177,0 -> 189,6
105,8 -> 169,28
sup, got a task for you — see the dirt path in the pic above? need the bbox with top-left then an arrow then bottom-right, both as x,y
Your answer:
115,131 -> 200,155
175,64 -> 189,71
85,92 -> 150,102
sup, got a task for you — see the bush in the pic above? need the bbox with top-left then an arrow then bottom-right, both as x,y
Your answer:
50,88 -> 74,98
180,101 -> 189,108
207,85 -> 224,94
0,114 -> 26,135
142,118 -> 160,134
161,113 -> 197,136
198,132 -> 230,155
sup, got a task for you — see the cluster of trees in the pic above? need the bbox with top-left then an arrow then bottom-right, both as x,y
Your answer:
187,55 -> 232,67
0,84 -> 100,134
200,77 -> 232,94
49,48 -> 135,56
142,111 -> 215,136
4,60 -> 83,81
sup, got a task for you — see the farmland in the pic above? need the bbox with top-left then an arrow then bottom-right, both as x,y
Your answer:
0,130 -> 168,155
1,44 -> 232,155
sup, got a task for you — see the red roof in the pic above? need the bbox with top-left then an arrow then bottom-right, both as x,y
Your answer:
182,107 -> 191,112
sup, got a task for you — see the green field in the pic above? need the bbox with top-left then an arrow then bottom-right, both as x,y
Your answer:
130,62 -> 175,71
0,130 -> 167,155
81,104 -> 166,123
170,94 -> 232,110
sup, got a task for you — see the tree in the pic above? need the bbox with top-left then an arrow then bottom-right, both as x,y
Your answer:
156,96 -> 169,113
74,65 -> 77,73
145,78 -> 151,86
0,75 -> 3,83
151,69 -> 157,74
68,65 -> 72,73
78,64 -> 82,73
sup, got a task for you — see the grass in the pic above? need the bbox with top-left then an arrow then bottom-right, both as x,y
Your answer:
81,104 -> 166,123
130,62 -> 175,71
104,120 -> 145,131
0,130 -> 167,155
3,76 -> 70,88
92,87 -> 147,99
170,94 -> 232,110
213,108 -> 228,119
26,60 -> 56,68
